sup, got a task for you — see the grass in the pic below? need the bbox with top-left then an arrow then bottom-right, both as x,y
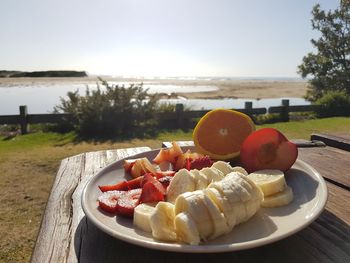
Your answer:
0,117 -> 350,262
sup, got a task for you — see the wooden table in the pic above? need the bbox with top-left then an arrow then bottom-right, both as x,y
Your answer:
31,134 -> 350,263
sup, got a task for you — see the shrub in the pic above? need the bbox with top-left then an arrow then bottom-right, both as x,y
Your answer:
315,90 -> 350,117
54,80 -> 160,138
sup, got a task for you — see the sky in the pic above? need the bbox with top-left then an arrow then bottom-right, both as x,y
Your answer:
0,0 -> 339,78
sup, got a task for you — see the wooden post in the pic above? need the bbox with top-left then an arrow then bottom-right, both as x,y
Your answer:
19,105 -> 29,134
245,101 -> 253,116
281,99 -> 290,122
175,103 -> 184,129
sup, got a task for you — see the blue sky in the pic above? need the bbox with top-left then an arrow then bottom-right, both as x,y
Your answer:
0,0 -> 339,77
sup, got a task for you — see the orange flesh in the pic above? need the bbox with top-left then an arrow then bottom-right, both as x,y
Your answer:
195,110 -> 254,155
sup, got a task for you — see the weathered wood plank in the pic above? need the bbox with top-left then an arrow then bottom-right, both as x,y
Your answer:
298,146 -> 350,189
325,182 -> 350,224
311,133 -> 350,152
72,209 -> 350,263
31,147 -> 151,263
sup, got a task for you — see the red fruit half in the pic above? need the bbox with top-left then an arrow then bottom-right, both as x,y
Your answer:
240,128 -> 298,173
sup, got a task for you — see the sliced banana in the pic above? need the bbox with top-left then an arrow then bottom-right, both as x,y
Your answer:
202,193 -> 231,239
150,202 -> 177,242
262,186 -> 294,208
248,169 -> 286,196
211,161 -> 235,175
174,212 -> 200,245
175,191 -> 213,240
208,173 -> 251,203
232,166 -> 248,176
191,169 -> 209,190
133,203 -> 156,232
166,169 -> 196,203
227,172 -> 253,199
203,188 -> 236,229
200,167 -> 224,183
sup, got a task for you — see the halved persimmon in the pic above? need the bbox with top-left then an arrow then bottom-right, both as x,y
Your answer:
193,109 -> 255,160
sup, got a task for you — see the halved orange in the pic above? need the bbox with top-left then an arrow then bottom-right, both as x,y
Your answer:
193,109 -> 255,160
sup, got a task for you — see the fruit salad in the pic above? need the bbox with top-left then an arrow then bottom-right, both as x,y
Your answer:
96,109 -> 298,245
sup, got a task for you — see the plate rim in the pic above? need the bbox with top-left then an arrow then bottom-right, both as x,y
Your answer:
81,148 -> 328,253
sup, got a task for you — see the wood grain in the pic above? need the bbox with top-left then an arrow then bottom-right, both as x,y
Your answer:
311,133 -> 350,152
30,147 -> 151,263
298,147 -> 350,189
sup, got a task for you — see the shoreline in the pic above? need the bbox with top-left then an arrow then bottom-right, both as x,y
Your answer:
0,77 -> 310,100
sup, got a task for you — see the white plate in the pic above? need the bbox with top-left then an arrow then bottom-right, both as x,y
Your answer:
81,147 -> 328,253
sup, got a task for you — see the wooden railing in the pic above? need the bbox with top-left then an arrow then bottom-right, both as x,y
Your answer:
0,100 -> 320,134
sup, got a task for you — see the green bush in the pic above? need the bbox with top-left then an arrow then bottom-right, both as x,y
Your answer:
55,80 -> 160,138
315,90 -> 350,117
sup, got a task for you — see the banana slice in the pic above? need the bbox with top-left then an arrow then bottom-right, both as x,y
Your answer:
211,161 -> 235,175
203,188 -> 236,229
150,202 -> 177,242
175,191 -> 213,240
248,169 -> 286,196
207,181 -> 248,224
227,172 -> 253,199
200,167 -> 224,183
239,173 -> 264,202
174,212 -> 200,245
262,186 -> 294,207
208,173 -> 251,203
133,203 -> 156,232
202,192 -> 231,239
232,166 -> 248,176
191,169 -> 209,190
166,169 -> 196,203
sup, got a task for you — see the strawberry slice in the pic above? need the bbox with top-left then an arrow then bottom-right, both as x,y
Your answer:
139,179 -> 166,204
98,181 -> 128,192
141,173 -> 157,187
98,190 -> 125,213
188,156 -> 213,170
126,176 -> 144,189
116,188 -> 142,217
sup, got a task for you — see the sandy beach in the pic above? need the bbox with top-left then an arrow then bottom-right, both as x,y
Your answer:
0,77 -> 309,100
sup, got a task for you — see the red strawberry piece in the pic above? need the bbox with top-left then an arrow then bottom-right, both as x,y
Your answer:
139,181 -> 165,204
140,173 -> 157,187
157,176 -> 173,189
126,176 -> 144,190
98,181 -> 128,192
98,190 -> 125,213
116,188 -> 142,217
189,156 -> 213,170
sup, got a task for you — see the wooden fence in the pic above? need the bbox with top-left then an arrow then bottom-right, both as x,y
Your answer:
0,100 -> 320,134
